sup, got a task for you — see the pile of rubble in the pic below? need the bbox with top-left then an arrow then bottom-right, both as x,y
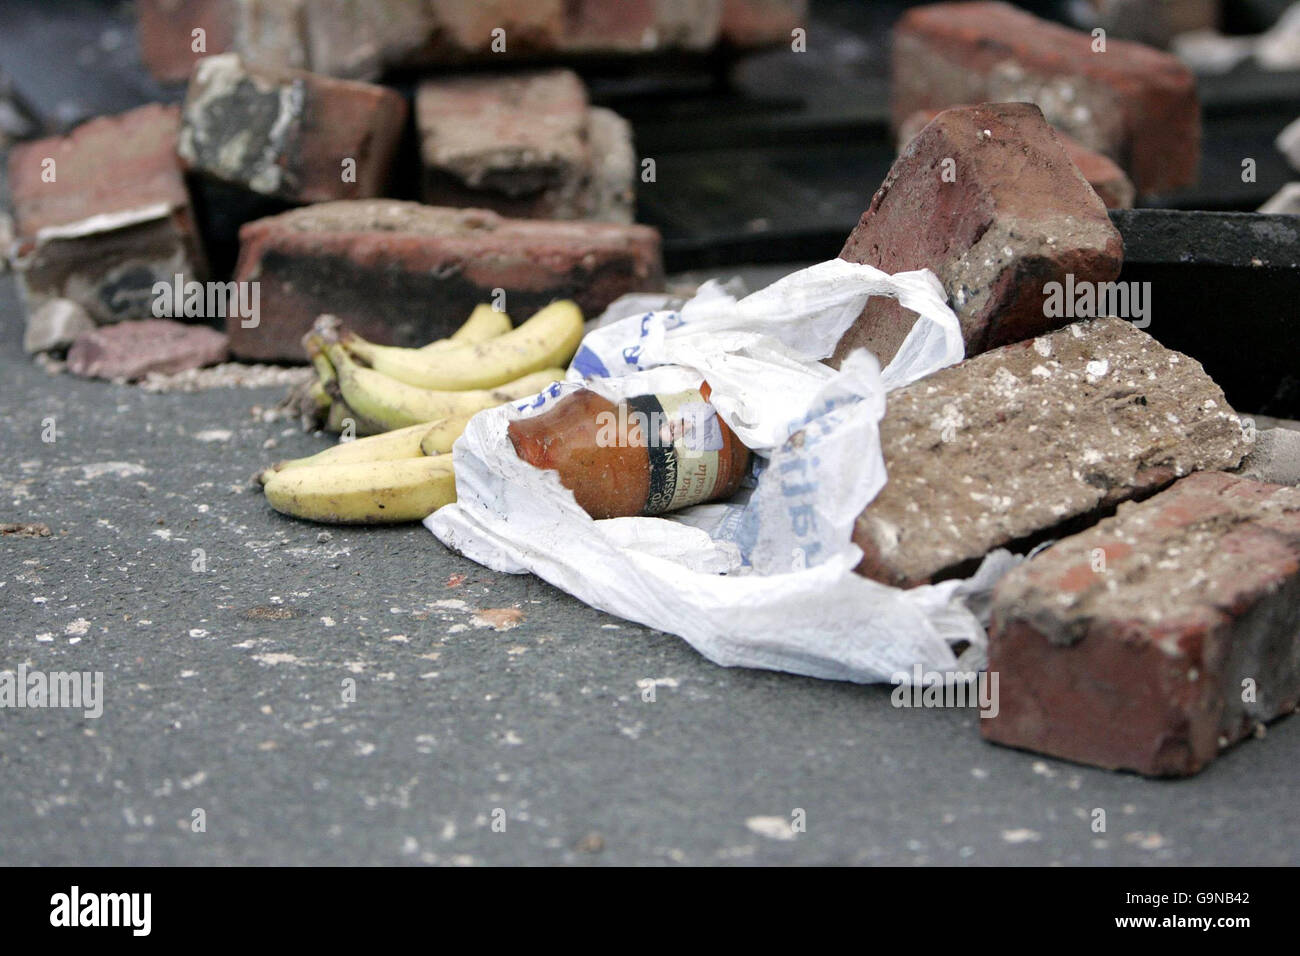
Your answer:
5,1 -> 701,376
136,0 -> 809,83
1,0 -> 1298,777
823,4 -> 1300,776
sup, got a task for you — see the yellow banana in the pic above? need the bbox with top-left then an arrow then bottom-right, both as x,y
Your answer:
327,341 -> 563,431
341,300 -> 584,391
266,422 -> 437,481
437,304 -> 512,349
338,304 -> 512,362
419,416 -> 474,456
263,455 -> 458,525
305,336 -> 337,390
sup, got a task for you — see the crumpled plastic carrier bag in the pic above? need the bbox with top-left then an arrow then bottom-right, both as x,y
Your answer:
426,259 -> 1019,683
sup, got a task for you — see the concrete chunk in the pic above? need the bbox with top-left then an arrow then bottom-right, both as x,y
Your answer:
852,317 -> 1250,588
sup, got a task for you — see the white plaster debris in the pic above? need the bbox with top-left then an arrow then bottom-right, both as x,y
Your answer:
251,652 -> 303,666
746,816 -> 799,841
80,462 -> 148,480
1084,359 -> 1109,382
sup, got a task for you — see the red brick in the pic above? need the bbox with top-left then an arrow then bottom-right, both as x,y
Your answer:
851,317 -> 1249,588
229,200 -> 664,361
416,71 -> 591,219
67,318 -> 230,380
720,0 -> 807,47
984,471 -> 1300,776
222,0 -> 737,76
561,0 -> 659,52
137,0 -> 236,83
8,104 -> 189,239
562,0 -> 722,52
417,73 -> 636,223
833,103 -> 1123,369
427,0 -> 565,55
898,107 -> 1135,209
892,2 -> 1200,194
6,104 -> 206,322
177,53 -> 406,204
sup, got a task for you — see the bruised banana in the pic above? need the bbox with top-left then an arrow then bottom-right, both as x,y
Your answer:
286,378 -> 332,431
341,300 -> 583,391
327,342 -> 563,432
260,421 -> 437,484
263,455 -> 457,525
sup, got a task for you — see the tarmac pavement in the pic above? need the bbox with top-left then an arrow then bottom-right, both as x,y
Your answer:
2,274 -> 1298,866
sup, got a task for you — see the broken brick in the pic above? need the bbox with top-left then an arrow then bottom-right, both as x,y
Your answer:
983,471 -> 1300,776
428,0 -> 566,56
892,2 -> 1200,194
720,0 -> 807,47
230,200 -> 664,361
561,0 -> 722,52
897,107 -> 1135,209
7,103 -> 206,322
177,53 -> 406,203
416,70 -> 592,220
417,72 -> 636,223
212,0 -> 744,77
834,103 -> 1123,369
67,318 -> 230,380
851,317 -> 1249,588
137,0 -> 236,83
585,107 -> 637,224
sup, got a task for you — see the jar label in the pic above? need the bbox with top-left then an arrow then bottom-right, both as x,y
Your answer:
626,389 -> 723,515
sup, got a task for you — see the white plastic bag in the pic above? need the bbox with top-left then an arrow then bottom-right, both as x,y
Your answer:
426,259 -> 1019,683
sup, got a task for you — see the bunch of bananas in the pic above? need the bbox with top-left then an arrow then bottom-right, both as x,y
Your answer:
260,300 -> 584,524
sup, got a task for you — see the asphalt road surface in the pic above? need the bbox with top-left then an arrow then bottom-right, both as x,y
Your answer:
2,274 -> 1298,866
